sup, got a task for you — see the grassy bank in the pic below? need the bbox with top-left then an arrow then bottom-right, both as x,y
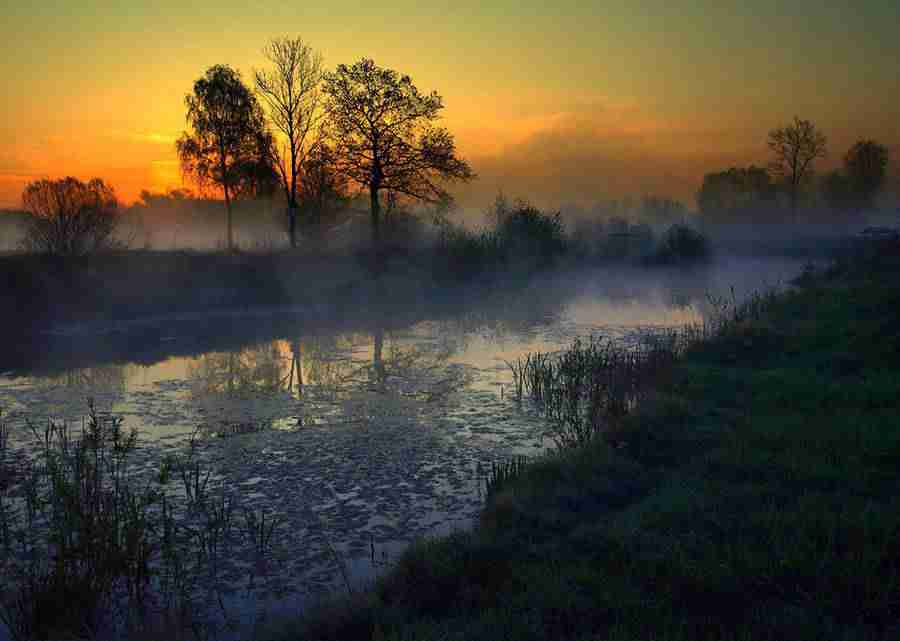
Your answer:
286,235 -> 900,640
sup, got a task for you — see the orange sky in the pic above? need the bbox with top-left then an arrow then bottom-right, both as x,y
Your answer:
2,1 -> 899,211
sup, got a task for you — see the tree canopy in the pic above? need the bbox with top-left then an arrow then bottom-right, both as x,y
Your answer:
844,140 -> 889,212
254,36 -> 324,247
697,166 -> 776,221
21,177 -> 119,256
176,64 -> 273,250
767,117 -> 827,218
322,58 -> 474,245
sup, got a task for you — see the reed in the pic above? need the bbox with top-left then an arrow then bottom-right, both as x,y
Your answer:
0,401 -> 281,641
243,507 -> 282,558
512,332 -> 693,449
177,431 -> 212,508
0,401 -> 163,639
485,455 -> 529,500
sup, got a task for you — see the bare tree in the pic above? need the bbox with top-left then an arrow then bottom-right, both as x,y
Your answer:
176,64 -> 271,251
254,36 -> 324,248
21,177 -> 119,256
322,58 -> 474,246
844,139 -> 889,212
767,117 -> 827,220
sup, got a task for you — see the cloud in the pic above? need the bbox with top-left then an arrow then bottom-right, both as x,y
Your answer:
455,103 -> 766,209
127,131 -> 178,145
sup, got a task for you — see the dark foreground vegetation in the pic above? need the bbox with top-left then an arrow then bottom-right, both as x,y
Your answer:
284,232 -> 900,640
0,403 -> 282,640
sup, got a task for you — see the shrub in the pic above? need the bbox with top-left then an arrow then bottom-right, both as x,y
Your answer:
654,224 -> 710,264
496,204 -> 567,263
434,202 -> 566,280
21,177 -> 121,256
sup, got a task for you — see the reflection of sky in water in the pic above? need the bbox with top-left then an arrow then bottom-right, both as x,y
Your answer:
0,260 -> 804,638
0,279 -> 709,444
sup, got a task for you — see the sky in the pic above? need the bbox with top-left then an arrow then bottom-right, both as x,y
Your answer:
2,0 -> 899,211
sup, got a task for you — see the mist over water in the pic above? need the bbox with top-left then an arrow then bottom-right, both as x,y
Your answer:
0,257 -> 806,639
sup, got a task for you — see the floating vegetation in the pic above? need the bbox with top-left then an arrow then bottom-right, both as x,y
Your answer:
199,419 -> 271,440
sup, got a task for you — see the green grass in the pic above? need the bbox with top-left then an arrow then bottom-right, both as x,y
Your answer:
285,238 -> 900,640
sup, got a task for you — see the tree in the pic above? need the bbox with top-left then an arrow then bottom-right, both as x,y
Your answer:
322,58 -> 474,246
21,177 -> 119,256
296,141 -> 348,231
254,36 -> 324,247
697,166 -> 776,222
229,127 -> 281,199
640,195 -> 687,226
176,64 -> 271,251
767,117 -> 827,220
843,139 -> 888,212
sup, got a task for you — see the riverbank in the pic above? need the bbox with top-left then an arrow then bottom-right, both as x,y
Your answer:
285,236 -> 900,640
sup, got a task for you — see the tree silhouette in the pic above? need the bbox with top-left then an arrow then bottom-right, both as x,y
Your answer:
697,166 -> 776,222
229,127 -> 281,199
767,117 -> 827,221
176,65 -> 272,251
21,177 -> 119,256
297,142 -> 348,231
843,140 -> 888,212
254,36 -> 324,248
322,58 -> 474,246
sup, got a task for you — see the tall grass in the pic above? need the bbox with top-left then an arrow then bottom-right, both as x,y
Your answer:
0,401 -> 171,639
508,334 -> 688,448
485,456 -> 529,500
504,282 -> 783,449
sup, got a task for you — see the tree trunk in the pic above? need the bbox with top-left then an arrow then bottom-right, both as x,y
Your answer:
288,204 -> 297,249
789,180 -> 798,225
224,182 -> 234,251
289,148 -> 298,248
372,326 -> 385,389
369,182 -> 381,247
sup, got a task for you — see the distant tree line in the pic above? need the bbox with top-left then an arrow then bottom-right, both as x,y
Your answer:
698,117 -> 890,224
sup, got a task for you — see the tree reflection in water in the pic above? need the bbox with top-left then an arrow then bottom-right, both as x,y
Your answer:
184,318 -> 468,438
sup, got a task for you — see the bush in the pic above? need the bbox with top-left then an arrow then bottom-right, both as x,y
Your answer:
496,204 -> 567,262
21,177 -> 121,256
434,202 -> 566,280
653,224 -> 710,264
